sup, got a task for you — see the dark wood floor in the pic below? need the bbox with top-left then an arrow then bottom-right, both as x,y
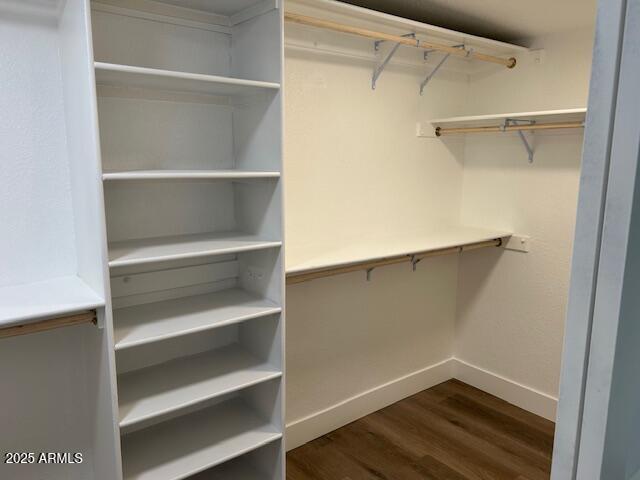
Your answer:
286,379 -> 555,480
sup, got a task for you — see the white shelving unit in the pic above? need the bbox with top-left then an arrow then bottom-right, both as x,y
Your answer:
91,0 -> 285,478
0,1 -> 119,479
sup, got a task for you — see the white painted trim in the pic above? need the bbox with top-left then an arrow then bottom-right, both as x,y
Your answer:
285,357 -> 558,451
452,358 -> 558,421
285,358 -> 454,450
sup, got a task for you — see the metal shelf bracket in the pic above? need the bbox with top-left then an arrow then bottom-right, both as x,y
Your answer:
420,45 -> 467,95
372,33 -> 416,90
503,118 -> 536,162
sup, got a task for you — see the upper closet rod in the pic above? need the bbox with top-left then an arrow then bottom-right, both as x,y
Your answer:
436,121 -> 585,136
284,12 -> 517,69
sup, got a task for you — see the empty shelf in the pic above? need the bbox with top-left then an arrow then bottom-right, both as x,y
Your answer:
121,400 -> 282,480
0,276 -> 104,327
95,62 -> 280,97
103,170 -> 281,181
286,225 -> 511,274
189,461 -> 264,480
114,289 -> 282,350
430,108 -> 587,129
108,232 -> 282,268
118,344 -> 282,428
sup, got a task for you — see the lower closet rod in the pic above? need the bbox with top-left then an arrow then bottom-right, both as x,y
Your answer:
0,310 -> 97,339
436,121 -> 584,136
287,238 -> 503,284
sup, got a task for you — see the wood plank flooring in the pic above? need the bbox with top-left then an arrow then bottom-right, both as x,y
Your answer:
286,379 -> 555,480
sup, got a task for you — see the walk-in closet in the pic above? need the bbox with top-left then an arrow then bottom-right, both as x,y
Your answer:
2,0 -> 640,479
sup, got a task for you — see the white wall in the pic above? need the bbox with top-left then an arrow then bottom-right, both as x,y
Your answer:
284,31 -> 468,447
284,21 -> 594,446
455,28 -> 594,413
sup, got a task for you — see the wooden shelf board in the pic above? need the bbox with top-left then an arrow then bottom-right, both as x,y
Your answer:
0,276 -> 104,327
431,108 -> 587,129
286,225 -> 511,274
108,232 -> 282,268
103,170 -> 281,181
114,289 -> 281,350
118,344 -> 282,428
95,62 -> 280,97
121,400 -> 282,480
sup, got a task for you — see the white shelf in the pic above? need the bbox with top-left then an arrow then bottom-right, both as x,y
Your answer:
121,400 -> 282,480
190,461 -> 264,480
95,62 -> 280,97
113,289 -> 281,350
108,232 -> 282,268
430,108 -> 587,129
118,344 -> 281,428
0,276 -> 104,327
103,170 -> 281,181
286,225 -> 511,274
287,0 -> 528,56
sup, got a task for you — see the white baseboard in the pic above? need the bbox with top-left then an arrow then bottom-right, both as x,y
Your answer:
285,357 -> 559,450
285,358 -> 455,451
452,358 -> 558,421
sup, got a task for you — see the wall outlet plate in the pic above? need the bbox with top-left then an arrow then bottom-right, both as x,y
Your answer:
503,234 -> 530,253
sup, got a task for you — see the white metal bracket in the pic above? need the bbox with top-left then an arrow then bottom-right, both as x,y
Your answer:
503,118 -> 536,163
372,33 -> 416,90
420,45 -> 467,95
410,254 -> 422,271
366,267 -> 374,281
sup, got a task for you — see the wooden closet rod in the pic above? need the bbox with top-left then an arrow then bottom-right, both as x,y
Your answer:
284,12 -> 517,69
0,310 -> 97,339
287,238 -> 503,285
436,121 -> 585,136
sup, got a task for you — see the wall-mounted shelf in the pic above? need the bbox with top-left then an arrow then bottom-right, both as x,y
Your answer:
121,400 -> 282,480
287,226 -> 511,284
118,344 -> 282,429
108,232 -> 282,268
426,108 -> 587,162
430,108 -> 587,132
113,289 -> 282,350
286,0 -> 527,57
103,170 -> 281,181
0,276 -> 104,327
95,62 -> 281,97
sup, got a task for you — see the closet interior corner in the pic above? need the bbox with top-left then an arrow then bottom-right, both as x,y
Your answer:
1,0 -> 615,477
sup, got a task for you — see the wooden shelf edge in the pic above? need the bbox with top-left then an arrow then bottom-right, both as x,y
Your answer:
0,310 -> 98,339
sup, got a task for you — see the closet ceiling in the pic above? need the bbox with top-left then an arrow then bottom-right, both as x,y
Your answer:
339,0 -> 597,43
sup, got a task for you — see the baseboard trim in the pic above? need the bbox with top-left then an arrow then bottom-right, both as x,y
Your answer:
285,358 -> 455,451
452,358 -> 558,421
